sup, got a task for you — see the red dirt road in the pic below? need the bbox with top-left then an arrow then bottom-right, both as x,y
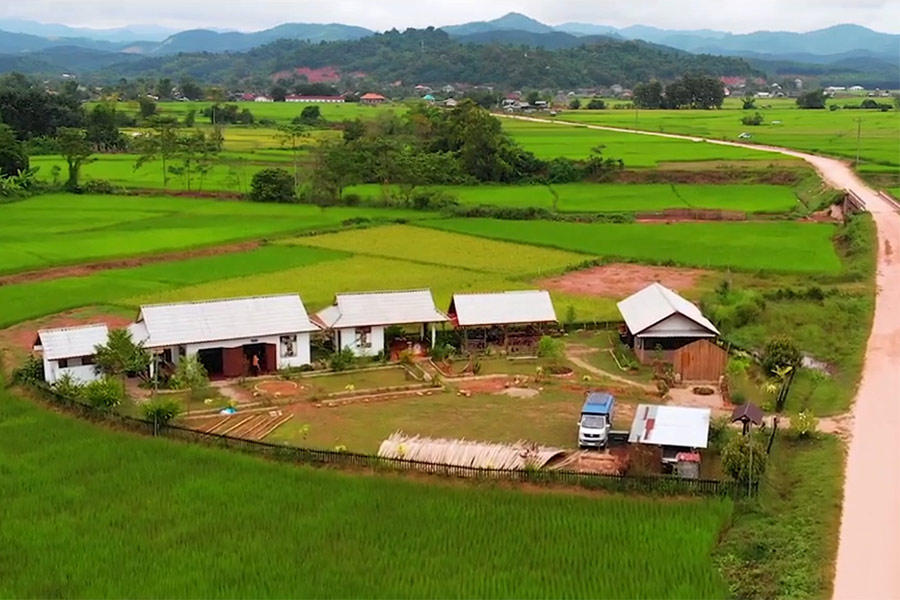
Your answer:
506,115 -> 900,599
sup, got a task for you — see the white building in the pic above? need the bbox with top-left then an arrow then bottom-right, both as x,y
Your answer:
129,295 -> 317,378
284,95 -> 345,103
254,96 -> 273,102
34,324 -> 108,384
315,290 -> 448,357
617,283 -> 719,363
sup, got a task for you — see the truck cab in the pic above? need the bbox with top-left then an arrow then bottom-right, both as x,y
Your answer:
578,392 -> 614,449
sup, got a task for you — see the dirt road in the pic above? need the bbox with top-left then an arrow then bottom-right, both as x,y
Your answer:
505,115 -> 900,599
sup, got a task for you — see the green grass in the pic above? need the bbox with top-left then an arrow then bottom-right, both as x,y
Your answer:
0,388 -> 733,599
347,182 -> 802,213
715,435 -> 844,599
0,193 -> 425,274
0,245 -> 346,328
424,218 -> 842,274
553,106 -> 900,168
502,118 -> 785,165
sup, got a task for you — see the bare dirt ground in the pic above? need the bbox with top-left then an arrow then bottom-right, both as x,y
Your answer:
0,240 -> 260,287
506,115 -> 900,600
539,263 -> 710,298
0,307 -> 134,359
665,386 -> 733,417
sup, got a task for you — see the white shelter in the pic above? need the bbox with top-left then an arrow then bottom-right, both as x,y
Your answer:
130,295 -> 317,378
34,324 -> 108,384
628,404 -> 711,449
448,290 -> 557,328
617,283 -> 719,363
315,289 -> 447,357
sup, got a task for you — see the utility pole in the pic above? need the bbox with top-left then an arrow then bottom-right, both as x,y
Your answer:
854,117 -> 862,168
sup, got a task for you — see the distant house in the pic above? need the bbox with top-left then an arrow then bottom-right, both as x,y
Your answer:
360,92 -> 387,105
849,85 -> 865,91
240,92 -> 256,101
444,98 -> 458,108
129,295 -> 317,378
422,94 -> 435,102
285,95 -> 345,103
442,84 -> 455,94
254,96 -> 273,102
314,290 -> 447,358
448,290 -> 557,353
617,283 -> 720,366
34,324 -> 108,384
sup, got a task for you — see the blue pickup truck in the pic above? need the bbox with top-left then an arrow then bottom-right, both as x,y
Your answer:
577,392 -> 614,449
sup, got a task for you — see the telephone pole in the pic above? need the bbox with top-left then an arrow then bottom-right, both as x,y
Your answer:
854,117 -> 862,168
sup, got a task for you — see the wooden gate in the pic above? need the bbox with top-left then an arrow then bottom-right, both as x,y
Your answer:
674,340 -> 727,382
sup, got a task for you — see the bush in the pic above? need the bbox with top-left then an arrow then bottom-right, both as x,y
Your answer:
248,168 -> 296,203
170,354 -> 209,391
81,179 -> 119,194
330,347 -> 356,371
83,376 -> 125,410
708,415 -> 735,450
762,336 -> 802,375
12,355 -> 44,385
586,98 -> 606,110
568,98 -> 581,109
789,410 -> 819,439
0,123 -> 28,177
740,112 -> 764,126
536,336 -> 564,361
546,157 -> 581,183
430,343 -> 452,362
143,397 -> 182,426
52,373 -> 84,400
721,433 -> 767,485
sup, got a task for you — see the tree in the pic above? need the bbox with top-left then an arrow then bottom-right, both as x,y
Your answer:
568,98 -> 581,109
0,85 -> 84,139
525,91 -> 541,105
761,335 -> 802,376
155,78 -> 173,100
741,112 -> 764,126
742,97 -> 756,110
633,81 -> 663,109
796,89 -> 827,109
168,131 -> 218,191
85,103 -> 121,151
179,77 -> 204,101
722,433 -> 767,487
133,117 -> 180,188
56,127 -> 93,190
248,168 -> 297,203
295,105 -> 322,125
184,109 -> 196,128
138,96 -> 157,119
586,98 -> 606,110
270,85 -> 287,102
94,328 -> 150,384
276,123 -> 309,187
0,123 -> 28,177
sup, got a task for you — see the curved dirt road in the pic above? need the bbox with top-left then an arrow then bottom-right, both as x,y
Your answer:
507,115 -> 900,599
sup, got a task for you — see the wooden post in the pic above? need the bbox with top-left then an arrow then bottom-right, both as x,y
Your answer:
503,325 -> 508,353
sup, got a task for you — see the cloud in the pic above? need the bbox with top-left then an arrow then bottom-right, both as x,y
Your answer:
0,0 -> 897,33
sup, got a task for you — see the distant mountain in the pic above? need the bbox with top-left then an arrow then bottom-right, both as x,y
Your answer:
441,13 -> 553,36
0,19 -> 179,42
148,23 -> 373,55
0,29 -> 125,53
456,30 -> 615,50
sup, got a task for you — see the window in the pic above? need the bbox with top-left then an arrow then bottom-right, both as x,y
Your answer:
280,335 -> 297,358
82,355 -> 95,366
355,327 -> 372,349
58,359 -> 68,368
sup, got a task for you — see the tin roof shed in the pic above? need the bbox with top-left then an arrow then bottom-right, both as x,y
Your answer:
628,404 -> 711,449
448,290 -> 557,327
315,289 -> 447,329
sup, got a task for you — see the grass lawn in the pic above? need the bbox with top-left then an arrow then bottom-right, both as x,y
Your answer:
346,182 -> 802,213
425,218 -> 842,274
0,193 -> 425,274
299,367 -> 416,395
0,387 -> 732,599
554,107 -> 900,169
501,118 -> 781,165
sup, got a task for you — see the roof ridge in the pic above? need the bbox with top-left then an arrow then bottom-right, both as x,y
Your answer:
454,289 -> 547,297
38,323 -> 109,334
335,288 -> 433,298
140,293 -> 301,309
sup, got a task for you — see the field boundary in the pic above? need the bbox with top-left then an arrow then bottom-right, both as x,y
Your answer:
25,384 -> 750,498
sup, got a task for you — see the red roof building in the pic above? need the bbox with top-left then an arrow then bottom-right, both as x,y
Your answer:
360,92 -> 387,105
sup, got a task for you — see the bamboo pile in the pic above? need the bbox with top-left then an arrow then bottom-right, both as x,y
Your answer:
378,432 -> 565,470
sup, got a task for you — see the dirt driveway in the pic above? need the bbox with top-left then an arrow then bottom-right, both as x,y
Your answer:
505,114 -> 900,600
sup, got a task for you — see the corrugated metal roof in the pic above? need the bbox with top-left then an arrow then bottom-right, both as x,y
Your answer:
315,290 -> 447,329
628,404 -> 711,448
137,294 -> 317,348
450,290 -> 557,327
35,324 -> 109,360
617,283 -> 719,337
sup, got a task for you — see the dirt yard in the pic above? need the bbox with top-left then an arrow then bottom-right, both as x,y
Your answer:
0,306 -> 134,361
538,263 -> 711,298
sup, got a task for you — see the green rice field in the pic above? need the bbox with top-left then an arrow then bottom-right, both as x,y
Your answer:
346,182 -> 802,213
426,218 -> 842,273
0,194 -> 425,274
107,99 -> 404,124
0,389 -> 732,598
552,106 -> 900,169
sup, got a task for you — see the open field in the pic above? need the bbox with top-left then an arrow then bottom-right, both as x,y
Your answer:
0,388 -> 733,599
0,194 -> 425,275
502,118 -> 786,165
346,182 -> 802,213
552,107 -> 899,169
426,218 -> 843,273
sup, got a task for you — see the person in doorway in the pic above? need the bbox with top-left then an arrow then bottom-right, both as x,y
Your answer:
251,353 -> 261,376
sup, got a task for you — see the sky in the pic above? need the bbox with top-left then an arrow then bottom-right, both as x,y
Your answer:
1,0 -> 898,34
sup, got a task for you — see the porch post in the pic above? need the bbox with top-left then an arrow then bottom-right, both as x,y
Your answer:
430,323 -> 436,348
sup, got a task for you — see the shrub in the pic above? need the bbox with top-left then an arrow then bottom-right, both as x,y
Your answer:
248,168 -> 296,203
546,157 -> 581,183
170,354 -> 209,391
82,179 -> 119,194
330,347 -> 356,371
740,112 -> 764,126
52,373 -> 84,400
789,410 -> 819,439
721,433 -> 767,485
708,415 -> 735,450
761,336 -> 802,375
586,98 -> 606,110
430,344 -> 452,362
82,376 -> 125,410
537,336 -> 564,362
142,397 -> 182,426
568,98 -> 581,109
12,355 -> 44,385
0,124 -> 28,178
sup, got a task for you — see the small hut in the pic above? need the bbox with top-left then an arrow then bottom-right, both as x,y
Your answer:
447,290 -> 557,354
731,402 -> 764,435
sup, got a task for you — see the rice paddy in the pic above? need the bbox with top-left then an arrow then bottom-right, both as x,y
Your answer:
0,391 -> 733,599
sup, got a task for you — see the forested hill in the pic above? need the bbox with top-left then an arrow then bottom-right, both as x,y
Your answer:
94,28 -> 760,88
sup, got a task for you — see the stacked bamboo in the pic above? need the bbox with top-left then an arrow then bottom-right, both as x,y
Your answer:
378,432 -> 565,470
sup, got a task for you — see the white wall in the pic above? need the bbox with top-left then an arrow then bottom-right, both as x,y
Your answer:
335,325 -> 385,357
43,356 -> 100,385
154,331 -> 312,371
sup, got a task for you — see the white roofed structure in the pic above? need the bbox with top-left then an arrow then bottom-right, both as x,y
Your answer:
448,290 -> 557,327
315,290 -> 447,329
35,324 -> 109,361
628,404 -> 711,449
617,283 -> 718,339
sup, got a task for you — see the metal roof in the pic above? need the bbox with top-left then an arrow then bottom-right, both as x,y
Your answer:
617,283 -> 719,337
731,402 -> 764,425
449,290 -> 557,327
315,289 -> 447,329
136,294 -> 318,348
628,404 -> 711,449
35,324 -> 109,360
